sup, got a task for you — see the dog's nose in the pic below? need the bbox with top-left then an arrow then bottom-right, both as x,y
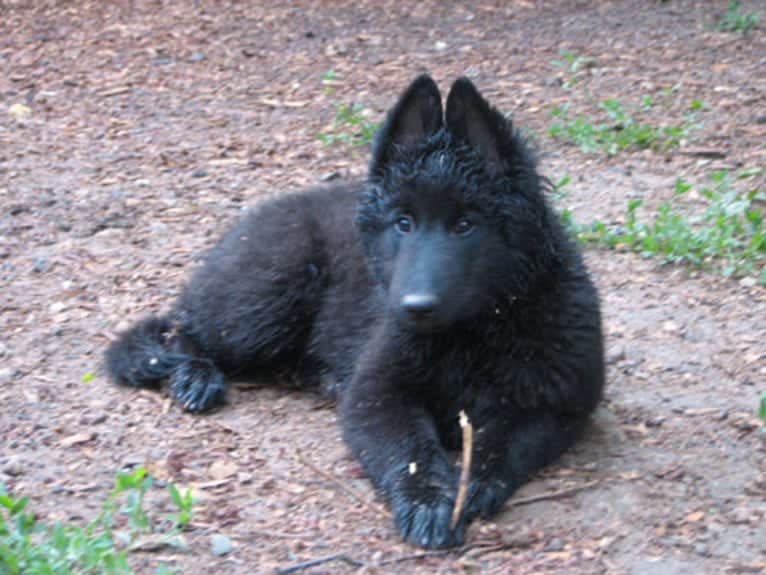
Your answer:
401,293 -> 440,317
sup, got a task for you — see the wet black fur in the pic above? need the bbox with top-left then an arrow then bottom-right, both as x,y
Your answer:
105,75 -> 604,549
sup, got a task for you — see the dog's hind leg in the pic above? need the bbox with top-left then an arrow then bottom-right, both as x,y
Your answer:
105,314 -> 227,412
164,330 -> 227,413
165,197 -> 336,411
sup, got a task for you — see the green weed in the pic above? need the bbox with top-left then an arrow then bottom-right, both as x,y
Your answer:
0,467 -> 192,575
567,170 -> 765,280
318,102 -> 380,147
549,173 -> 571,201
548,96 -> 701,155
716,2 -> 759,34
166,483 -> 193,530
320,69 -> 337,96
550,49 -> 592,89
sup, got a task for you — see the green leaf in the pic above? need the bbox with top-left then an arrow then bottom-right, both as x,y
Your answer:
167,483 -> 182,508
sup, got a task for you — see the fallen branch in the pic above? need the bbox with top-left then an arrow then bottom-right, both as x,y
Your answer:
294,449 -> 388,518
274,537 -> 530,573
260,98 -> 310,108
97,86 -> 132,97
377,549 -> 453,566
679,149 -> 727,159
450,410 -> 473,529
274,553 -> 365,574
509,479 -> 600,507
276,549 -> 454,574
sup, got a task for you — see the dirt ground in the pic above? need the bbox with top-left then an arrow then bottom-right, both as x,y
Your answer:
1,1 -> 765,574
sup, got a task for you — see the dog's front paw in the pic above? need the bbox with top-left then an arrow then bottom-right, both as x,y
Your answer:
385,463 -> 467,549
391,490 -> 465,548
464,479 -> 508,519
170,358 -> 226,412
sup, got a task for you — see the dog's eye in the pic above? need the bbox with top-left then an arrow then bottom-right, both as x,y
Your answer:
395,215 -> 414,234
454,217 -> 475,236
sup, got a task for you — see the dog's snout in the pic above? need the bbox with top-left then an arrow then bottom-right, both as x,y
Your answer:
401,293 -> 440,316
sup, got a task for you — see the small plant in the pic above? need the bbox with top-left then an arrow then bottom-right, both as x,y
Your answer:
320,69 -> 337,96
568,171 -> 765,280
716,2 -> 759,34
759,391 -> 766,423
0,468 -> 193,575
548,96 -> 701,155
109,467 -> 154,539
167,483 -> 193,529
0,484 -> 132,575
549,173 -> 571,201
550,49 -> 592,89
318,102 -> 380,147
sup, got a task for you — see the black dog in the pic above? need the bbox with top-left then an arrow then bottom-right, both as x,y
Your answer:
106,75 -> 604,548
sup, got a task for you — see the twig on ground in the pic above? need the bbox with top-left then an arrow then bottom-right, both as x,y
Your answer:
276,549 -> 455,573
377,549 -> 453,565
249,528 -> 317,540
294,448 -> 388,517
509,479 -> 600,507
450,409 -> 473,530
274,553 -> 365,574
98,86 -> 132,97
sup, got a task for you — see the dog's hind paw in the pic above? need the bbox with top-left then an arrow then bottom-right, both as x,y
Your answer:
170,358 -> 226,413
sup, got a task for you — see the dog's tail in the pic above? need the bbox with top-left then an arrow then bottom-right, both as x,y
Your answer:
105,315 -> 185,388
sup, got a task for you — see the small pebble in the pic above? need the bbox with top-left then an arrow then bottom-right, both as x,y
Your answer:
729,506 -> 751,524
211,534 -> 232,556
606,344 -> 626,364
739,276 -> 757,288
2,456 -> 25,477
318,171 -> 341,182
238,472 -> 254,485
49,301 -> 66,313
546,538 -> 564,552
694,542 -> 710,557
87,412 -> 108,425
32,257 -> 50,273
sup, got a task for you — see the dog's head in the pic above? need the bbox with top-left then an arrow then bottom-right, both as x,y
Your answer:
357,75 -> 557,333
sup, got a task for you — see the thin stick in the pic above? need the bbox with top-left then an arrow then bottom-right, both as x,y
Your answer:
450,410 -> 473,530
508,479 -> 600,507
294,449 -> 388,517
274,553 -> 365,574
378,549 -> 453,565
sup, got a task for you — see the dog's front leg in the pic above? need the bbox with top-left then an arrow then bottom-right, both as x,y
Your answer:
340,339 -> 464,548
463,408 -> 590,520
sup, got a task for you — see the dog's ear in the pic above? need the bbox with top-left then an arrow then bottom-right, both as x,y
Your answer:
370,74 -> 443,174
446,77 -> 513,171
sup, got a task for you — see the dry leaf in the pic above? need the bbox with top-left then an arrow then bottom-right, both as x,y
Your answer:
208,459 -> 239,480
60,431 -> 96,447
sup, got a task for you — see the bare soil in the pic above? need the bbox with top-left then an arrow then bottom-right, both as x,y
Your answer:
1,1 -> 765,574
